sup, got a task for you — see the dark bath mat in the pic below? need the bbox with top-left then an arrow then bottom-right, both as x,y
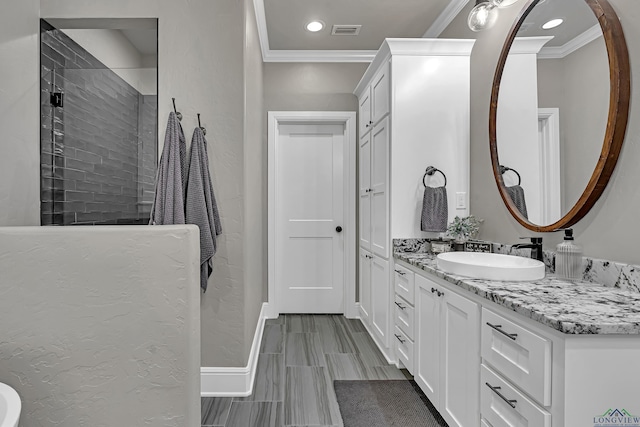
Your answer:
334,380 -> 448,427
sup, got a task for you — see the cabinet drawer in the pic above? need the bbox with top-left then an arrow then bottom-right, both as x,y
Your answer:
481,308 -> 552,406
394,294 -> 415,340
394,326 -> 414,374
393,264 -> 414,304
481,364 -> 551,427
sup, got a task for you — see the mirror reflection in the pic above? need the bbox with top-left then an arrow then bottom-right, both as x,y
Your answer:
496,0 -> 608,226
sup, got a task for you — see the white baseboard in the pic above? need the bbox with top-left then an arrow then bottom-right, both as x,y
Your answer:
201,302 -> 270,397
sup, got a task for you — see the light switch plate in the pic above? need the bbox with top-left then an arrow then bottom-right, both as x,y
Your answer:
456,192 -> 467,209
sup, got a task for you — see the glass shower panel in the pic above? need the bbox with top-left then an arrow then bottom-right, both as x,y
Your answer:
40,20 -> 158,226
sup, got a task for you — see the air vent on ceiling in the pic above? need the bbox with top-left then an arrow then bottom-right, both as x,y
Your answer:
331,25 -> 362,36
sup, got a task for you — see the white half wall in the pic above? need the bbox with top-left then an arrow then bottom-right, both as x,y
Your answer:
0,225 -> 201,426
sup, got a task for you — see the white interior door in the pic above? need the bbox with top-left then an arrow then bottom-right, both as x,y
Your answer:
275,122 -> 345,313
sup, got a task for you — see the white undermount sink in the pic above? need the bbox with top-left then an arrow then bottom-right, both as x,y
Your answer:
0,382 -> 20,427
436,252 -> 545,281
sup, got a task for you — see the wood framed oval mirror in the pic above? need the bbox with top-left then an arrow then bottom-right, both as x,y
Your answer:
489,0 -> 630,232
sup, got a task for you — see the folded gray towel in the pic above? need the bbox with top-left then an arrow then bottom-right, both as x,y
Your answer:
506,185 -> 528,219
421,186 -> 448,232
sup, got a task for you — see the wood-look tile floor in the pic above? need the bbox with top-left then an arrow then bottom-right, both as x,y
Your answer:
201,314 -> 409,427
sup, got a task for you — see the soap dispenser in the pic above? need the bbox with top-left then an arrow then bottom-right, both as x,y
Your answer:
555,229 -> 583,280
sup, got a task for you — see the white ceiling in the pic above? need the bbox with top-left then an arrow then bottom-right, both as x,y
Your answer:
257,0 -> 603,62
264,0 -> 452,51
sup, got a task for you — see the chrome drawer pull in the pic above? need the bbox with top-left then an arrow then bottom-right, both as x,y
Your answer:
394,333 -> 406,344
486,322 -> 518,341
485,382 -> 517,408
394,301 -> 406,310
394,269 -> 406,276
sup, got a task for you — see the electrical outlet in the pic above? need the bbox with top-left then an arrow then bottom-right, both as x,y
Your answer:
456,192 -> 467,209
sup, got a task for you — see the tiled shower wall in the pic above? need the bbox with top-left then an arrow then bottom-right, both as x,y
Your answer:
40,20 -> 157,225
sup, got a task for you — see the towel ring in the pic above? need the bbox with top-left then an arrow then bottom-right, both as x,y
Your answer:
172,98 -> 183,121
499,165 -> 521,186
423,166 -> 447,187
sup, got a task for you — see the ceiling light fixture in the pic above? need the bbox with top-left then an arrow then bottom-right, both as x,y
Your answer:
542,18 -> 564,30
468,0 -> 498,32
305,20 -> 325,32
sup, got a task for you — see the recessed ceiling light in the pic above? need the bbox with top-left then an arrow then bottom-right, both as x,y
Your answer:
542,18 -> 564,30
305,21 -> 325,32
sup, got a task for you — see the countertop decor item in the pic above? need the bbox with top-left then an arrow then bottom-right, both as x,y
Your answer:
446,215 -> 481,243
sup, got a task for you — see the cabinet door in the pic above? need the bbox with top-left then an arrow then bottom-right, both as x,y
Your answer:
359,250 -> 372,324
371,255 -> 389,347
359,88 -> 372,136
415,275 -> 440,406
371,117 -> 389,258
371,61 -> 390,125
440,288 -> 480,427
359,133 -> 372,250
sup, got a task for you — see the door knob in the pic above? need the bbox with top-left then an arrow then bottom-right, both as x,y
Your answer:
336,226 -> 343,233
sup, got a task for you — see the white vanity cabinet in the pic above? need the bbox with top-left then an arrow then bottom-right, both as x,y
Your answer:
356,38 -> 474,361
392,264 -> 415,373
415,273 -> 480,427
396,256 -> 640,427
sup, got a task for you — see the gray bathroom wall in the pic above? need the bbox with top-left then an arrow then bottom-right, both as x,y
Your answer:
448,0 -> 640,265
243,0 -> 266,356
0,226 -> 201,426
264,63 -> 368,112
0,0 -> 265,369
0,0 -> 41,226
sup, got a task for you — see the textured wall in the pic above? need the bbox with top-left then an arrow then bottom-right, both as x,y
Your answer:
456,0 -> 640,264
264,63 -> 367,112
243,0 -> 265,356
40,22 -> 157,225
0,0 -> 40,226
39,0 -> 251,368
0,226 -> 200,426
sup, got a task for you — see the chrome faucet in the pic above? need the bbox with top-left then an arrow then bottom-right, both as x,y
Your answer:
512,237 -> 543,262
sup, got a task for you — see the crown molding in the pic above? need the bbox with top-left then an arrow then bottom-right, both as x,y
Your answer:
263,50 -> 377,63
538,24 -> 602,59
510,36 -> 553,54
423,0 -> 472,38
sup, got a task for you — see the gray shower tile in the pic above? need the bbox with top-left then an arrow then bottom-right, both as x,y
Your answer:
284,367 -> 340,426
260,324 -> 285,354
351,332 -> 389,366
201,397 -> 232,426
324,353 -> 369,380
286,314 -> 319,332
317,322 -> 357,354
285,333 -> 325,367
225,401 -> 283,427
236,354 -> 284,402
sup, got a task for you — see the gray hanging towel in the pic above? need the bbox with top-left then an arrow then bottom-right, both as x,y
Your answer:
506,185 -> 528,219
149,112 -> 187,225
185,127 -> 222,292
421,186 -> 448,232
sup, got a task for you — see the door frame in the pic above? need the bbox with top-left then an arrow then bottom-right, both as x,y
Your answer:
267,111 -> 357,319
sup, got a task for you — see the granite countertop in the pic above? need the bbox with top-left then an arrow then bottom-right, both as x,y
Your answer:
395,251 -> 640,335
